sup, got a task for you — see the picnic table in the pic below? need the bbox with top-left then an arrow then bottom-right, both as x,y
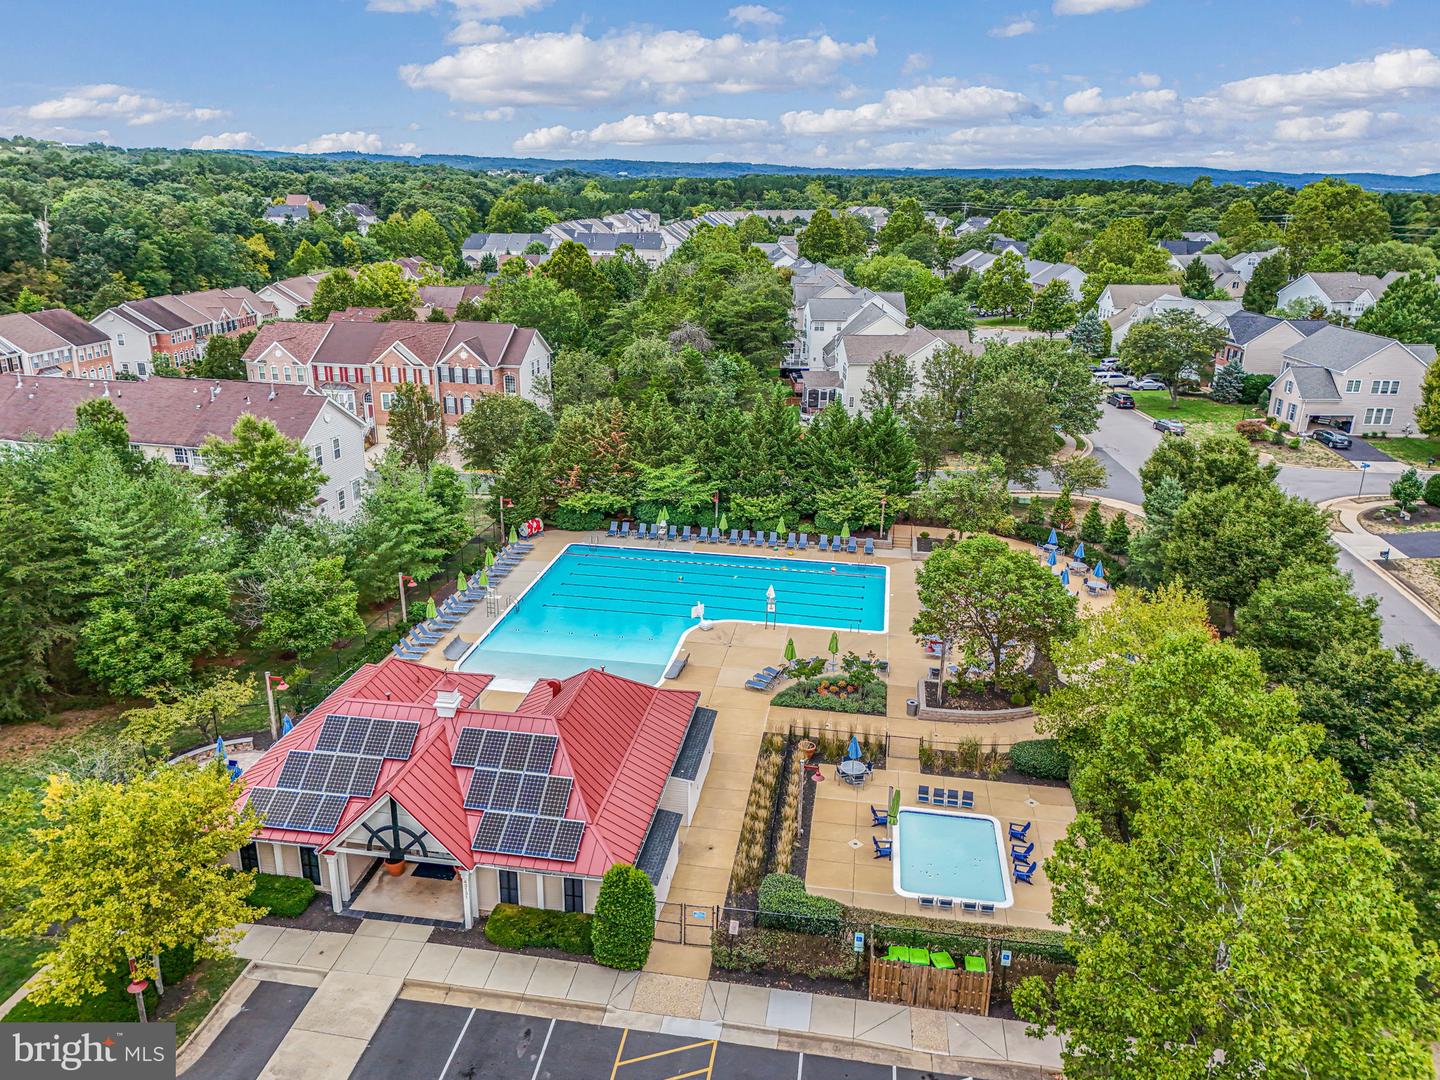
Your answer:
837,759 -> 869,785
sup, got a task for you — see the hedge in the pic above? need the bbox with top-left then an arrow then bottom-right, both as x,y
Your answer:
1425,473 -> 1440,509
1008,739 -> 1071,782
551,506 -> 607,532
483,903 -> 593,955
5,946 -> 195,1023
758,873 -> 844,935
592,864 -> 655,970
247,873 -> 316,917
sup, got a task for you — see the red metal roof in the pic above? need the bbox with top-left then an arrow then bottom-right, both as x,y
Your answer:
238,657 -> 700,878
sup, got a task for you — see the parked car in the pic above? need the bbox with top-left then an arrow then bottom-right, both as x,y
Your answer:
1089,358 -> 1120,372
1130,377 -> 1166,391
1153,418 -> 1186,436
1106,391 -> 1136,408
1312,428 -> 1353,449
1093,371 -> 1133,387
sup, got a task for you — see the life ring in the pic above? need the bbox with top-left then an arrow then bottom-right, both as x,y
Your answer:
520,518 -> 544,537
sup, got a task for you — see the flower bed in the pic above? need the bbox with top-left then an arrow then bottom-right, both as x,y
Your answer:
773,676 -> 886,715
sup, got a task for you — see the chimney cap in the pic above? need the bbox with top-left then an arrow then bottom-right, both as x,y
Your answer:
545,679 -> 563,697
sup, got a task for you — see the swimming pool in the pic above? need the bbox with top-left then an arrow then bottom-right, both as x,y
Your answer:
458,543 -> 888,690
893,807 -> 1013,907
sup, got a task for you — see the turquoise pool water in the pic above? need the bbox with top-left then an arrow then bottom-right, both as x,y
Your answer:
459,543 -> 888,688
894,808 -> 1012,906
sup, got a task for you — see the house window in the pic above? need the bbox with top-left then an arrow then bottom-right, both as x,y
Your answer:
331,437 -> 341,460
299,846 -> 321,886
1371,379 -> 1400,395
1364,407 -> 1395,426
498,869 -> 519,905
1283,380 -> 1293,394
1286,404 -> 1296,422
503,374 -> 516,394
312,445 -> 323,467
480,368 -> 493,385
337,488 -> 346,511
381,392 -> 394,411
563,877 -> 585,913
352,478 -> 362,502
1273,397 -> 1284,417
444,395 -> 456,415
296,366 -> 306,383
138,362 -> 148,377
117,332 -> 126,346
283,367 -> 292,382
173,447 -> 191,465
1345,379 -> 1362,393
240,843 -> 259,872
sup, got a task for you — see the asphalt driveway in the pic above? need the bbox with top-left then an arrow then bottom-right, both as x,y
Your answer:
1320,435 -> 1396,463
1377,532 -> 1440,558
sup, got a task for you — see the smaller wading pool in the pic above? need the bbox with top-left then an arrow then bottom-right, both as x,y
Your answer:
892,807 -> 1014,908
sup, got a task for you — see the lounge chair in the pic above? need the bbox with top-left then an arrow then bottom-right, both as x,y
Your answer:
872,836 -> 892,859
938,898 -> 954,911
870,805 -> 888,827
919,897 -> 935,908
680,525 -> 692,542
1011,841 -> 1035,862
979,903 -> 996,915
766,531 -> 777,546
1014,862 -> 1037,884
666,524 -> 677,541
637,523 -> 650,540
740,529 -> 751,546
864,538 -> 875,556
942,789 -> 957,807
620,522 -> 631,539
961,790 -> 975,809
744,677 -> 776,692
392,642 -> 427,659
756,666 -> 783,680
1010,821 -> 1031,842
917,785 -> 930,804
728,529 -> 739,544
607,520 -> 618,537
697,526 -> 709,543
847,536 -> 857,554
961,901 -> 978,913
786,532 -> 797,549
818,533 -> 830,551
797,533 -> 809,550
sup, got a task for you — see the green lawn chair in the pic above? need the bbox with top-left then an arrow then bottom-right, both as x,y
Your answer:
963,955 -> 987,973
929,950 -> 956,970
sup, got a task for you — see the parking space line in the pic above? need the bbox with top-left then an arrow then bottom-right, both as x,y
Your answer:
436,1007 -> 476,1080
661,1068 -> 711,1080
610,1030 -> 630,1080
529,1018 -> 555,1080
797,1051 -> 804,1079
618,1040 -> 717,1066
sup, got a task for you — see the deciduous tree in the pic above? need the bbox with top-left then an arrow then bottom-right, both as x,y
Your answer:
386,381 -> 447,473
1118,309 -> 1227,405
200,415 -> 326,533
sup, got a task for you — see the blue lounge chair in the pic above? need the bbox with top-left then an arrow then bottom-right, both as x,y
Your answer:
1014,863 -> 1037,884
979,903 -> 996,915
744,676 -> 776,691
697,526 -> 709,543
1009,821 -> 1031,842
870,805 -> 888,827
872,836 -> 892,859
847,536 -> 858,554
607,520 -> 618,537
961,790 -> 975,809
961,901 -> 978,913
757,666 -> 783,680
944,789 -> 959,807
767,531 -> 779,546
917,785 -> 930,804
637,523 -> 650,540
864,538 -> 875,556
392,642 -> 426,659
666,524 -> 677,541
1012,841 -> 1035,862
786,532 -> 797,549
740,529 -> 751,546
797,533 -> 809,550
727,529 -> 739,544
680,525 -> 692,542
818,534 -> 830,551
620,522 -> 631,539
919,897 -> 935,908
938,899 -> 954,911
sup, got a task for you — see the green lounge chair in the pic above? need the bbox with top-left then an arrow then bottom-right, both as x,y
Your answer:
929,950 -> 956,970
964,955 -> 987,973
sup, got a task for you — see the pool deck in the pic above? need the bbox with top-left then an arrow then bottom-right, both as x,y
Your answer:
413,529 -> 1106,973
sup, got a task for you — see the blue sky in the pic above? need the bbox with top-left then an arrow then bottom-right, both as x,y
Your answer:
3,0 -> 1439,172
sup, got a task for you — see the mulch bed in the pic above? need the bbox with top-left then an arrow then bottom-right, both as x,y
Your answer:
710,966 -> 866,999
257,906 -> 358,933
923,681 -> 1017,711
918,762 -> 1069,788
1362,504 -> 1440,533
788,769 -> 819,880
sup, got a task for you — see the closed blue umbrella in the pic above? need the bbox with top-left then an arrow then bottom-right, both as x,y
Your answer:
846,735 -> 862,761
1047,550 -> 1057,566
1060,568 -> 1070,586
1074,541 -> 1085,561
1046,528 -> 1057,546
214,736 -> 225,760
281,714 -> 294,735
1093,560 -> 1105,580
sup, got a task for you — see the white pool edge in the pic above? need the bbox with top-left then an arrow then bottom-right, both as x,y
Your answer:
455,540 -> 892,690
891,806 -> 1016,909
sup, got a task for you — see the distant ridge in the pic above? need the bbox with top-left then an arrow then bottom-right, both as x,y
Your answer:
225,149 -> 1440,192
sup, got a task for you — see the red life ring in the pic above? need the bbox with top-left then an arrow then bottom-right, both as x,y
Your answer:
521,518 -> 543,537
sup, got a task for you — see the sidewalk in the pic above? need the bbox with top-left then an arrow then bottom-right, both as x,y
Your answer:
199,920 -> 1063,1077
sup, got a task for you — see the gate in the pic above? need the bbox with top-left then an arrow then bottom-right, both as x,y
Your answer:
654,901 -> 715,946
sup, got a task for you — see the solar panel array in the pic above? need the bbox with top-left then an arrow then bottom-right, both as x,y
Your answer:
275,751 -> 383,798
314,714 -> 421,760
463,769 -> 572,815
472,812 -> 585,860
451,728 -> 557,773
247,787 -> 350,833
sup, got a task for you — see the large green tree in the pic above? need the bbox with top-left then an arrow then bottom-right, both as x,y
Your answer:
1369,754 -> 1440,948
1356,272 -> 1440,349
1118,309 -> 1228,405
455,394 -> 556,471
386,381 -> 448,473
200,414 -> 326,533
977,250 -> 1032,316
1241,251 -> 1289,313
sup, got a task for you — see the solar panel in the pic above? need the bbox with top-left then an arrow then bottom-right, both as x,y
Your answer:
499,815 -> 533,854
246,788 -> 275,817
526,735 -> 557,773
551,820 -> 585,862
290,792 -> 323,830
351,757 -> 383,797
452,728 -> 485,768
539,776 -> 572,817
325,755 -> 358,794
477,731 -> 508,769
501,733 -> 534,771
276,753 -> 309,790
268,789 -> 299,824
310,794 -> 349,833
464,768 -> 499,811
301,753 -> 334,790
491,771 -> 523,811
523,816 -> 559,857
315,715 -> 347,752
337,717 -> 369,754
387,722 -> 420,760
515,774 -> 547,815
362,720 -> 394,757
473,812 -> 508,851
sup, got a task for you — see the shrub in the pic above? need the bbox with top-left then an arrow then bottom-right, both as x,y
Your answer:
551,506 -> 607,532
1239,373 -> 1274,405
1105,514 -> 1131,555
1235,418 -> 1267,439
1009,739 -> 1071,782
1288,438 -> 1301,449
772,677 -> 887,715
592,864 -> 655,970
758,873 -> 845,935
1424,473 -> 1440,508
483,903 -> 593,955
247,873 -> 315,917
1078,501 -> 1105,544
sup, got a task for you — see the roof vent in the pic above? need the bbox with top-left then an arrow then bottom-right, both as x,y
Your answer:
434,688 -> 463,718
545,679 -> 563,697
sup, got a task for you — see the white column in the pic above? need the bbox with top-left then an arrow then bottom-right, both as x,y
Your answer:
460,869 -> 476,931
323,854 -> 343,914
531,873 -> 547,910
270,842 -> 286,875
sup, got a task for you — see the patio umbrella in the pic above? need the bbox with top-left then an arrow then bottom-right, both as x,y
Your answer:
508,525 -> 518,545
1074,541 -> 1085,561
485,548 -> 496,567
718,511 -> 728,533
784,637 -> 797,663
1060,568 -> 1070,586
828,630 -> 840,665
1047,550 -> 1056,567
425,596 -> 437,620
479,570 -> 489,590
657,507 -> 668,525
457,572 -> 468,595
777,517 -> 785,536
888,787 -> 901,838
840,522 -> 850,540
1046,527 -> 1058,546
1093,560 -> 1105,580
281,714 -> 294,735
845,735 -> 862,761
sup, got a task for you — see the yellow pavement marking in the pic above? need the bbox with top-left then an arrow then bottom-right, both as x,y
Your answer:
617,1038 -> 717,1066
610,1030 -> 629,1080
661,1068 -> 713,1080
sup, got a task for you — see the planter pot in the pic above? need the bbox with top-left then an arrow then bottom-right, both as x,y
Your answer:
798,739 -> 818,761
383,859 -> 407,877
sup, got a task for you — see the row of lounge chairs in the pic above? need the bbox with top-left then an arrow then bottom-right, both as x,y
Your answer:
918,785 -> 973,808
392,541 -> 536,660
744,656 -> 821,692
607,520 -> 875,555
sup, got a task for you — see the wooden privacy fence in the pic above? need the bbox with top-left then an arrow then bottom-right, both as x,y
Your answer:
868,957 -> 992,1016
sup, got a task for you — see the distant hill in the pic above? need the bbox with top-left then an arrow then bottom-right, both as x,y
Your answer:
230,149 -> 1440,192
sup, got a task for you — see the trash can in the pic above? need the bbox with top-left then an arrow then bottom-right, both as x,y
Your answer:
906,698 -> 918,717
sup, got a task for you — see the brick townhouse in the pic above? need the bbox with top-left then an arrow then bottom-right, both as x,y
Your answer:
0,308 -> 115,378
91,287 -> 276,377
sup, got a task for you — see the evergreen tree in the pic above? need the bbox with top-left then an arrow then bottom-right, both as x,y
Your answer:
1243,253 -> 1289,313
1050,488 -> 1075,531
1069,310 -> 1109,358
1181,256 -> 1214,299
1415,359 -> 1440,437
1079,500 -> 1105,544
1210,357 -> 1245,403
1105,513 -> 1130,554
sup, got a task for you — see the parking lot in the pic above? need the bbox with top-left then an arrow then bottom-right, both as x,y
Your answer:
184,986 -> 998,1080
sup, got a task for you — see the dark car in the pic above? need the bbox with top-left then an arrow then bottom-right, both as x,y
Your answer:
1312,428 -> 1353,449
1153,418 -> 1186,436
1106,391 -> 1135,408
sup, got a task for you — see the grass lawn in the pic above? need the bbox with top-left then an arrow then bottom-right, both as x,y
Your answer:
159,953 -> 250,1044
975,315 -> 1027,326
0,935 -> 50,1005
1372,437 -> 1440,468
1129,391 -> 1257,425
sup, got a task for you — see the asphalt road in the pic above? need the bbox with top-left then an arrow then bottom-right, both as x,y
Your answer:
183,992 -> 997,1080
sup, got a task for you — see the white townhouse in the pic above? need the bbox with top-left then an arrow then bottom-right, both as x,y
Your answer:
1095,283 -> 1182,321
1228,248 -> 1283,283
1266,325 -> 1435,436
0,308 -> 115,378
1275,272 -> 1402,320
1109,296 -> 1243,348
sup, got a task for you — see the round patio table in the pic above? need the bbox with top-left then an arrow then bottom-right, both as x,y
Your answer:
837,760 -> 868,784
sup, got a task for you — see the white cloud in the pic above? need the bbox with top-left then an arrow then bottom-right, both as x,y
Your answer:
1130,71 -> 1161,88
1053,0 -> 1147,13
727,4 -> 782,26
1063,86 -> 1178,115
191,131 -> 259,150
448,20 -> 506,43
902,52 -> 930,75
289,131 -> 386,153
515,111 -> 771,152
21,84 -> 224,127
1214,48 -> 1440,109
780,82 -> 1037,136
460,107 -> 516,121
400,29 -> 874,106
989,17 -> 1036,37
1273,108 -> 1400,143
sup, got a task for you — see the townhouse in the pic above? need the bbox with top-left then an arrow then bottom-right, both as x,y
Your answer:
461,233 -> 554,267
0,308 -> 115,378
242,318 -> 552,429
1095,283 -> 1182,321
258,273 -> 328,320
1109,295 -> 1242,348
1275,271 -> 1403,320
91,287 -> 275,377
0,376 -> 369,520
1214,311 -> 1328,376
795,284 -> 907,372
1168,251 -> 1247,298
1266,324 -> 1435,436
949,250 -> 1087,301
808,320 -> 978,415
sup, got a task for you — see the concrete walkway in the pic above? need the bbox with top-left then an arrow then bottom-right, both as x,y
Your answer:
209,920 -> 1063,1077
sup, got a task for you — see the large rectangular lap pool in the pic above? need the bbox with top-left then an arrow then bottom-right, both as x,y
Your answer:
458,543 -> 887,689
893,807 -> 1014,907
